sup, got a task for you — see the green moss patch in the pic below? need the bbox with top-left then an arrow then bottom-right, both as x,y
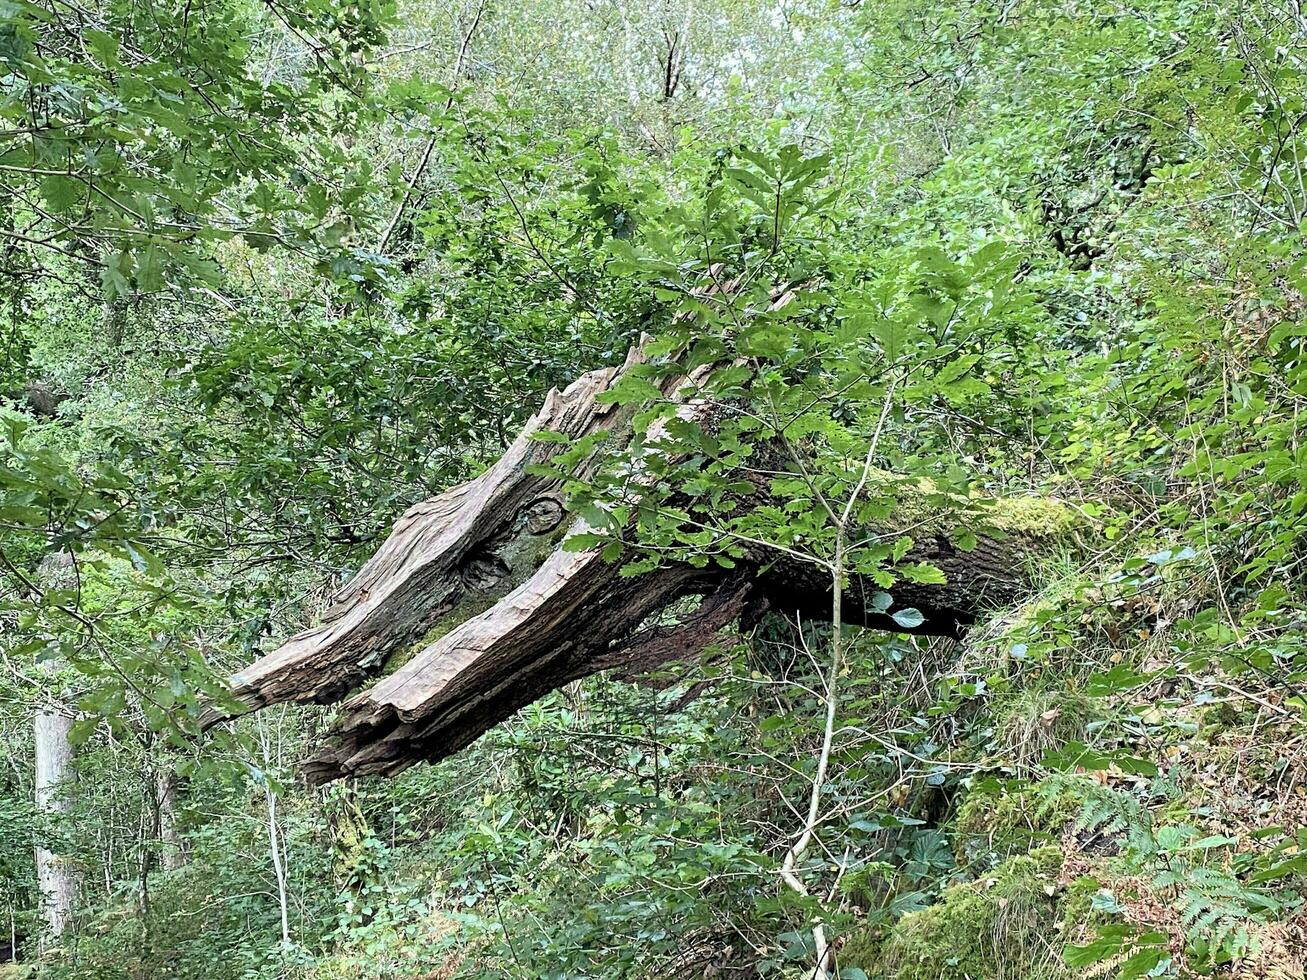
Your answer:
853,469 -> 1081,543
954,780 -> 1081,866
848,848 -> 1071,980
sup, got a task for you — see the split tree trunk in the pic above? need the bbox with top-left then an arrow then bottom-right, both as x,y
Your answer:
207,327 -> 1069,784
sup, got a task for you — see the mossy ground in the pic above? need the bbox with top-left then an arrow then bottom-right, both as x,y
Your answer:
838,848 -> 1071,980
954,779 -> 1082,866
1058,873 -> 1112,937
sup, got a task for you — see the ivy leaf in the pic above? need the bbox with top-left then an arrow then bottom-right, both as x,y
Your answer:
1084,665 -> 1153,696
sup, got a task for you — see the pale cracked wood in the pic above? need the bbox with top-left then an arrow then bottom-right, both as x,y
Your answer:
300,541 -> 749,783
203,351 -> 644,721
209,294 -> 1068,782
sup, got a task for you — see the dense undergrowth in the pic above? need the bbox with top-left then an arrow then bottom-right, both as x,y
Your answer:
3,0 -> 1307,977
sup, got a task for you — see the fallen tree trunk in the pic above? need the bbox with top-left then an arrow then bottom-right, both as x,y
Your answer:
207,316 -> 1073,783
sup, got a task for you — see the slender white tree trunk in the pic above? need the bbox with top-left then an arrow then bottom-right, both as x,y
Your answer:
257,716 -> 291,948
34,687 -> 76,944
265,781 -> 290,947
156,768 -> 186,872
33,553 -> 79,947
779,381 -> 899,980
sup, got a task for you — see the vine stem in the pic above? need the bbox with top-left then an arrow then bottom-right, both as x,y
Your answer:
779,376 -> 899,980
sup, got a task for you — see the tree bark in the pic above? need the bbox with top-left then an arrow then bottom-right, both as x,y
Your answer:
34,678 -> 76,943
34,554 -> 77,945
207,331 -> 1070,784
156,768 -> 186,872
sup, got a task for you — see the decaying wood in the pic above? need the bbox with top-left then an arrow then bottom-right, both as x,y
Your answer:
209,324 -> 1066,784
210,356 -> 635,716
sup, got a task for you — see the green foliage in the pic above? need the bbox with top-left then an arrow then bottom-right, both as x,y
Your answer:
953,779 -> 1081,865
4,0 -> 1307,977
1060,779 -> 1305,969
0,0 -> 394,297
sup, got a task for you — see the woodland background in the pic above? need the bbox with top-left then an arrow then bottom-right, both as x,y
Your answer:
2,0 -> 1307,977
